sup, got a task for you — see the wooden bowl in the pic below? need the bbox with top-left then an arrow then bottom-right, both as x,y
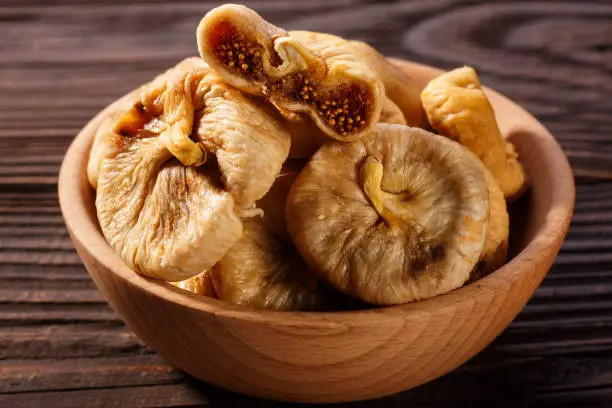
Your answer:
58,59 -> 575,403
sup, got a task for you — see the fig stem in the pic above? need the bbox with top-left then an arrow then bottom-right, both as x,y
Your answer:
114,86 -> 208,168
162,81 -> 208,167
360,156 -> 404,230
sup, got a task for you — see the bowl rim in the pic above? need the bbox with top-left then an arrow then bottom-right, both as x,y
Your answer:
58,59 -> 575,327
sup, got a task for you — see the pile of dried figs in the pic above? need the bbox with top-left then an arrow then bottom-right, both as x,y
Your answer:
88,4 -> 527,310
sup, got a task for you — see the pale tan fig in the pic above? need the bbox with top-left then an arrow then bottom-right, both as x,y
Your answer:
421,66 -> 527,200
171,270 -> 217,297
212,161 -> 328,311
96,138 -> 242,282
378,97 -> 407,126
118,57 -> 290,206
88,114 -> 120,189
197,4 -> 385,142
286,124 -> 489,305
479,167 -> 510,273
88,81 -> 154,189
91,58 -> 291,281
113,58 -> 208,168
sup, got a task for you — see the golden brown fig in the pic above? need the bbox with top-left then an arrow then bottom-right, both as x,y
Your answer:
91,58 -> 291,281
421,66 -> 527,200
286,124 -> 489,305
212,161 -> 327,311
197,4 -> 384,142
479,167 -> 510,273
171,270 -> 217,297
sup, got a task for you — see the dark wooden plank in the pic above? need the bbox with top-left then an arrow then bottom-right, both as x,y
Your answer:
0,226 -> 68,237
0,384 -> 210,408
0,264 -> 89,280
0,251 -> 81,265
0,356 -> 183,393
535,387 -> 612,408
0,324 -> 147,359
0,303 -> 120,325
0,237 -> 73,251
0,214 -> 65,226
0,289 -> 103,303
0,0 -> 611,406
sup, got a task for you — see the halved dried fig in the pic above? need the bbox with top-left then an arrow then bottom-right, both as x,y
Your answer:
92,58 -> 291,281
421,66 -> 527,200
197,4 -> 385,141
344,39 -> 428,128
212,161 -> 328,311
278,96 -> 406,158
171,270 -> 216,297
286,124 -> 489,305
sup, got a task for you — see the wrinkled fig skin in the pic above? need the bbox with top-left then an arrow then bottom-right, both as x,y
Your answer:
171,270 -> 217,297
92,57 -> 291,281
421,66 -> 527,200
87,86 -> 151,189
212,161 -> 329,311
192,70 -> 291,206
479,168 -> 510,273
114,58 -> 208,168
197,4 -> 385,141
379,97 -> 407,126
286,124 -> 489,305
346,39 -> 428,129
111,57 -> 290,207
88,114 -> 120,189
96,138 -> 243,282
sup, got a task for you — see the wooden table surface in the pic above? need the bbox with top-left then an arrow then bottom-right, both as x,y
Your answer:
1,0 -> 611,406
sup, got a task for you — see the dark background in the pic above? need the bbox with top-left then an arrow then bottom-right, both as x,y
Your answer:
0,0 -> 611,406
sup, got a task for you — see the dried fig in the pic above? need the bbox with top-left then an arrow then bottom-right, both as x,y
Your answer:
88,114 -> 120,189
279,96 -> 406,158
347,39 -> 428,128
212,161 -> 328,311
171,270 -> 216,297
197,4 -> 385,141
91,58 -> 290,281
421,66 -> 527,200
286,124 -> 489,305
96,138 -> 242,282
479,167 -> 510,273
379,97 -> 407,126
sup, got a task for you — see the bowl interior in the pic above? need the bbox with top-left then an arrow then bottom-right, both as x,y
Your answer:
59,59 -> 575,324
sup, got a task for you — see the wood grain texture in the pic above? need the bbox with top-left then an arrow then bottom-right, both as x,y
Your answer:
1,0 -> 610,406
